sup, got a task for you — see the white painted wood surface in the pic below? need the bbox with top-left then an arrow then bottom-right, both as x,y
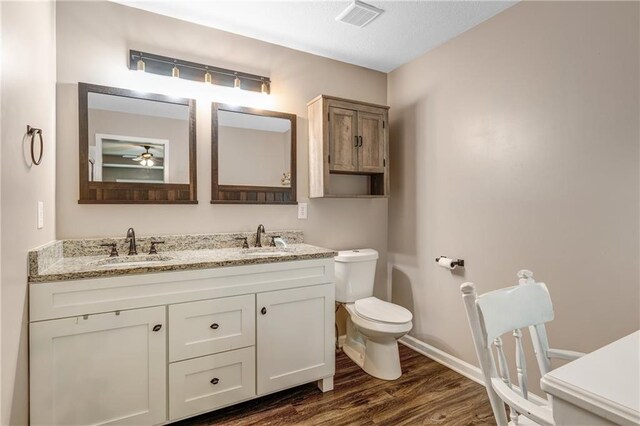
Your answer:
30,258 -> 336,425
541,331 -> 640,426
461,271 -> 586,426
169,347 -> 255,420
169,294 -> 255,362
30,258 -> 334,321
30,306 -> 167,425
256,284 -> 335,395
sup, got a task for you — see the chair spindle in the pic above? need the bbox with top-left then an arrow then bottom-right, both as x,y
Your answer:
494,337 -> 519,424
514,328 -> 529,400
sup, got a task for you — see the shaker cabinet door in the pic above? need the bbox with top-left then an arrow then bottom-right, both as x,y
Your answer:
329,106 -> 359,172
357,111 -> 386,173
256,284 -> 335,395
30,306 -> 167,426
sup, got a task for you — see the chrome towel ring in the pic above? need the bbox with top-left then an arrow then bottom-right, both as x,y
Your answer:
27,125 -> 43,165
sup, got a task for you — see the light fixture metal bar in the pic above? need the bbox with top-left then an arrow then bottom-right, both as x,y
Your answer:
129,50 -> 271,94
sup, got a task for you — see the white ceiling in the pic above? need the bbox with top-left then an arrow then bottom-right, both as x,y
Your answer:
112,0 -> 517,72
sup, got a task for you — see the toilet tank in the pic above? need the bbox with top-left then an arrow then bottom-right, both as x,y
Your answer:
334,249 -> 379,303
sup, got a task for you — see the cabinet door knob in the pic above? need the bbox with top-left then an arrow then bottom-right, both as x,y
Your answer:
152,324 -> 162,332
359,136 -> 363,147
210,378 -> 219,385
354,135 -> 358,147
261,307 -> 267,315
210,323 -> 219,330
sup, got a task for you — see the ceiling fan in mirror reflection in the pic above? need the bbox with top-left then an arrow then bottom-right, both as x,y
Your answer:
131,145 -> 155,167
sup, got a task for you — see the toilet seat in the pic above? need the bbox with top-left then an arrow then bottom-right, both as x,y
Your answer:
344,302 -> 413,336
354,297 -> 413,324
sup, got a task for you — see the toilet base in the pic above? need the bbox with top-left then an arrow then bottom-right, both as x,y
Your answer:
343,318 -> 403,381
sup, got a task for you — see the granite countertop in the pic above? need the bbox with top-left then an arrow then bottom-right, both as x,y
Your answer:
28,231 -> 337,283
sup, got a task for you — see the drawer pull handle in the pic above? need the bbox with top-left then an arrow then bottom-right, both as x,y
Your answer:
152,324 -> 162,332
210,323 -> 219,330
261,307 -> 267,315
210,378 -> 219,385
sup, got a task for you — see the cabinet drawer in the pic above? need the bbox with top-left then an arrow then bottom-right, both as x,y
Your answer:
169,347 -> 255,420
169,294 -> 255,361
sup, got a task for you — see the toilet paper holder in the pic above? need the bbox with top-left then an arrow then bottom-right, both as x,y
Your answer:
435,256 -> 465,268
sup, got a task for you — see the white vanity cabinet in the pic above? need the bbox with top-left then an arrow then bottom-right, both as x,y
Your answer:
29,258 -> 335,425
30,306 -> 167,426
257,285 -> 335,395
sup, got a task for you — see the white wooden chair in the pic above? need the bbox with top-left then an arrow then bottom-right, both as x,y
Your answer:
460,270 -> 586,425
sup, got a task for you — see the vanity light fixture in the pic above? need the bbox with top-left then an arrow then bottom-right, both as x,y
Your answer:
129,50 -> 271,94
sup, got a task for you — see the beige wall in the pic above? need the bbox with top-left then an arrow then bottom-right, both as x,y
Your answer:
218,126 -> 290,187
56,1 -> 389,296
1,1 -> 57,423
388,1 -> 639,395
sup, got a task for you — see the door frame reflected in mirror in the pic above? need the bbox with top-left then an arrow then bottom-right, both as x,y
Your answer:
211,103 -> 297,205
78,82 -> 197,204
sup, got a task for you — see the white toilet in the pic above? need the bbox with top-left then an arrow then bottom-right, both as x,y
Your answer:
335,249 -> 413,380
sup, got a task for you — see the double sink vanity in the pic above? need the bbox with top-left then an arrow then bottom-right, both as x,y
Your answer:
28,229 -> 336,425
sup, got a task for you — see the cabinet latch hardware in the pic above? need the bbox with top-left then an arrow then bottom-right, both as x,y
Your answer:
383,121 -> 385,129
210,323 -> 219,330
210,378 -> 219,385
261,307 -> 267,315
328,155 -> 330,164
152,324 -> 162,332
383,159 -> 386,167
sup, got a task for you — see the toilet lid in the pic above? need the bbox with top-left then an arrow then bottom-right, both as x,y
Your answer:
354,297 -> 413,324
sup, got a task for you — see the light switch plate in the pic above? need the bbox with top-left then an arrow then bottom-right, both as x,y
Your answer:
37,201 -> 44,229
297,203 -> 308,220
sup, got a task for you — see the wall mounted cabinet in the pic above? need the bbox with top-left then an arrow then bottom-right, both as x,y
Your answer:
308,95 -> 389,198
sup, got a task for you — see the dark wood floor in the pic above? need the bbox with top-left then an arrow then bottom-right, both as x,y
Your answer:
177,344 -> 495,426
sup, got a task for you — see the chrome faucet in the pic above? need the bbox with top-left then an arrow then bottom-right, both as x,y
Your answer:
255,224 -> 265,248
126,227 -> 137,255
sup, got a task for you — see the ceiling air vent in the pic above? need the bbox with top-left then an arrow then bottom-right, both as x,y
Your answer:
336,0 -> 384,28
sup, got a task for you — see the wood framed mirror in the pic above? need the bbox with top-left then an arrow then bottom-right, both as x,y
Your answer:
78,83 -> 197,204
211,103 -> 297,204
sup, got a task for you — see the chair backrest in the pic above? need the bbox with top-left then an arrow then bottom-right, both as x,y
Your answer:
461,270 -> 555,426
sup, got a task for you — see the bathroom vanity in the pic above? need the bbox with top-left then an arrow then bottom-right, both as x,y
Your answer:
28,231 -> 336,425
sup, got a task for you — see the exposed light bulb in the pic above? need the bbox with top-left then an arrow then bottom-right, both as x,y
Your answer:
205,71 -> 212,84
136,59 -> 145,72
234,76 -> 241,90
172,65 -> 180,78
261,81 -> 269,95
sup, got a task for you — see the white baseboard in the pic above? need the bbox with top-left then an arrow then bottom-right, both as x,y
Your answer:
399,335 -> 547,406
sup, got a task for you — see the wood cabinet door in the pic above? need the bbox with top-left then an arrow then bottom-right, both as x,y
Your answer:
329,106 -> 358,172
357,111 -> 386,173
256,284 -> 335,395
30,307 -> 167,426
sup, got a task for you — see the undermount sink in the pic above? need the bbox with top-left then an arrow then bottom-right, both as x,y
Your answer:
241,248 -> 290,257
92,254 -> 174,268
